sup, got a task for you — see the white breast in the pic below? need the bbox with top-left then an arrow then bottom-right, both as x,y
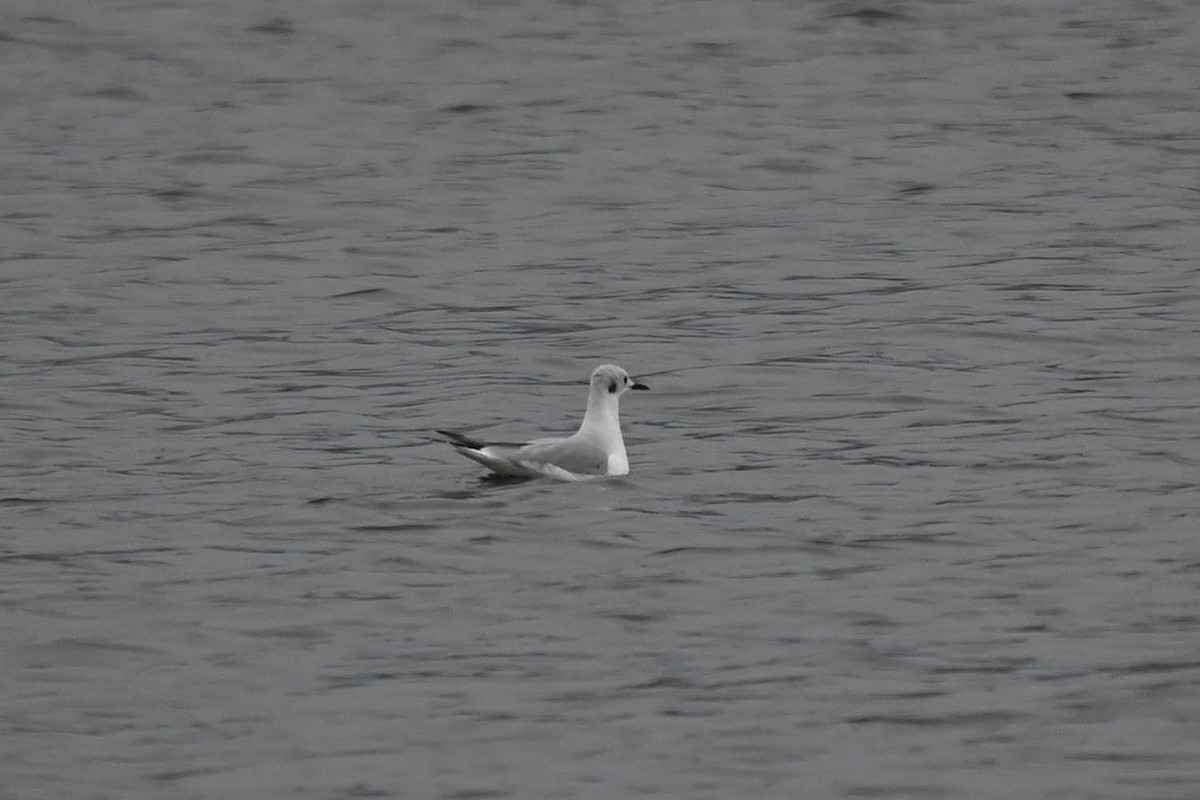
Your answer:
606,450 -> 630,476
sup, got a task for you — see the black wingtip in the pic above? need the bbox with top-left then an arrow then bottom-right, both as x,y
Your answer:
437,430 -> 487,449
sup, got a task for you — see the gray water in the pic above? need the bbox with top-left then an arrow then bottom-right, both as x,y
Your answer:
3,0 -> 1200,797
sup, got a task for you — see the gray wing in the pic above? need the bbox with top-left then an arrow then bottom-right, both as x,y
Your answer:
508,438 -> 608,475
437,430 -> 529,449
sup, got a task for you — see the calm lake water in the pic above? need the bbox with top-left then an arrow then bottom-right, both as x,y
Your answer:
3,0 -> 1200,798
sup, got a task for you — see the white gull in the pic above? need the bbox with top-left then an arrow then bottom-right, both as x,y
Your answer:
438,364 -> 649,480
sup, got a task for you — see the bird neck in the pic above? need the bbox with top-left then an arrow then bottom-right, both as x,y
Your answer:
578,391 -> 621,439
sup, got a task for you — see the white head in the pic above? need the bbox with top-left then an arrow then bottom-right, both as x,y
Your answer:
589,364 -> 649,399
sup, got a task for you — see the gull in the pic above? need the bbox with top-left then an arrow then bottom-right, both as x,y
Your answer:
438,364 -> 649,480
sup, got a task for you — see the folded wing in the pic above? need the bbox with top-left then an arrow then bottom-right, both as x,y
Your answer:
510,438 -> 608,476
438,430 -> 608,479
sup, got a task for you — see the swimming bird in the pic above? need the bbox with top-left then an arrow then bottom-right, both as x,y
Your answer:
438,364 -> 649,480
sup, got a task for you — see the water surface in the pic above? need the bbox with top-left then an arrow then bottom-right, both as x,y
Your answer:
3,1 -> 1200,797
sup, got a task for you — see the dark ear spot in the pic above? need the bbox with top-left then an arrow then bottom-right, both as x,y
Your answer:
608,380 -> 618,393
